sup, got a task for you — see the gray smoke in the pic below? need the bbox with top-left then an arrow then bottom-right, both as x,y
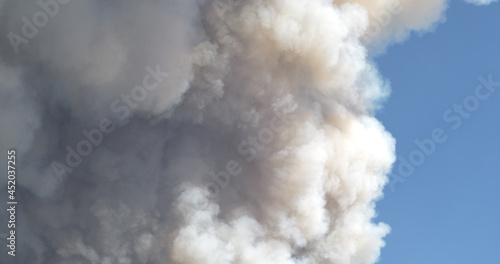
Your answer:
0,0 -> 490,263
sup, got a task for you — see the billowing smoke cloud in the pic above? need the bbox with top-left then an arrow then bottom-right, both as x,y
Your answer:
0,0 -> 480,263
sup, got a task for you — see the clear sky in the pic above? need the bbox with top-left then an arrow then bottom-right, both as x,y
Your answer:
375,1 -> 500,263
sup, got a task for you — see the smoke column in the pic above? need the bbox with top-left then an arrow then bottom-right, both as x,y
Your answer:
0,0 -> 487,263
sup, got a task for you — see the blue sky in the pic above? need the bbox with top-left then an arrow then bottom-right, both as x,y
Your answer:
375,1 -> 500,263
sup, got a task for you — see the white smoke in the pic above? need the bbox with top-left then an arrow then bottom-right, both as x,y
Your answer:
0,0 -> 485,263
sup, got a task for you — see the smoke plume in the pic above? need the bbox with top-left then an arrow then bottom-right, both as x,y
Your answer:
0,0 -> 488,263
